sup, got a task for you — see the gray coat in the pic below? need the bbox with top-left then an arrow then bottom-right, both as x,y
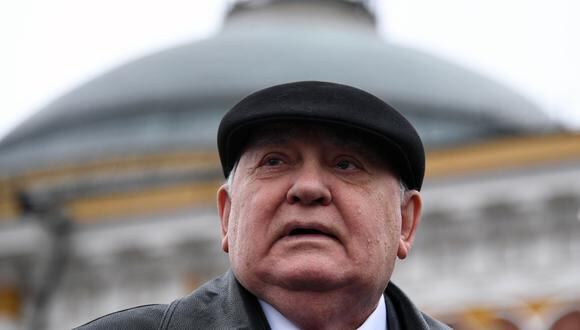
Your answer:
75,271 -> 450,329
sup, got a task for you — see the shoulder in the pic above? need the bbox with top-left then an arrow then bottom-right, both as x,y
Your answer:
74,271 -> 268,330
385,282 -> 452,330
73,304 -> 167,330
165,271 -> 269,329
421,312 -> 452,330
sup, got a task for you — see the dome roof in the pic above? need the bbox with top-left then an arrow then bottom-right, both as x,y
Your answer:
0,0 -> 555,174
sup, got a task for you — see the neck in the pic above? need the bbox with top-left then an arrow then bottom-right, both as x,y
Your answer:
259,286 -> 382,330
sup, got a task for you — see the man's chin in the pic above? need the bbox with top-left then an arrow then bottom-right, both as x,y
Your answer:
261,262 -> 350,292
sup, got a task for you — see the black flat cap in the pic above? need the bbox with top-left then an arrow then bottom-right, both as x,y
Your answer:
217,81 -> 425,191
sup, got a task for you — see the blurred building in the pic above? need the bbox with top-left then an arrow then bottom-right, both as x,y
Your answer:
0,0 -> 579,329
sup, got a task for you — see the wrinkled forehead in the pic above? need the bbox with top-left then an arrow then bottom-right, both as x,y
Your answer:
242,122 -> 393,168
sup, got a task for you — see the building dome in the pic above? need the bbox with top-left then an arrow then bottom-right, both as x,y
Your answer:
1,3 -> 578,329
0,0 -> 555,175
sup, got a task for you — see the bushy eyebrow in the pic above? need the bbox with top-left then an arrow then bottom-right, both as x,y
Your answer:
244,125 -> 384,164
329,135 -> 384,163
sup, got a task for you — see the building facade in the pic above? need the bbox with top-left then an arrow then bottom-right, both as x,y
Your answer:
0,1 -> 578,329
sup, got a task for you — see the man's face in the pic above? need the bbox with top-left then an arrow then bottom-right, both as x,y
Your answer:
217,123 -> 421,297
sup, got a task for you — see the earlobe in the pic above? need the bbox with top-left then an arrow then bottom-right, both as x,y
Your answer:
397,191 -> 422,260
217,185 -> 231,253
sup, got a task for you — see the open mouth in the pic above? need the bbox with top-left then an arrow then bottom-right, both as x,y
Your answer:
288,228 -> 327,236
281,222 -> 338,242
285,227 -> 337,241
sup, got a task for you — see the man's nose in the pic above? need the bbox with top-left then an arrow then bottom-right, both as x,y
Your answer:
286,166 -> 332,206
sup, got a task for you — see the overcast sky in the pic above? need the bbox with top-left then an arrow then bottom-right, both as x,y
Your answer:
1,0 -> 578,141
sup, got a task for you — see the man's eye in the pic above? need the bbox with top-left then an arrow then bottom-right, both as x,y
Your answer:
336,160 -> 356,170
265,158 -> 283,166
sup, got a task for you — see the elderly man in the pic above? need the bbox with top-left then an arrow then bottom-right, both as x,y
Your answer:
77,81 -> 449,329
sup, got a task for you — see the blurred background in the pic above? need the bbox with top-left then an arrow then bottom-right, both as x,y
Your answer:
1,0 -> 579,329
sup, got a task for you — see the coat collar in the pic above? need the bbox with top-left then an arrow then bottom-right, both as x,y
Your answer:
164,271 -> 448,330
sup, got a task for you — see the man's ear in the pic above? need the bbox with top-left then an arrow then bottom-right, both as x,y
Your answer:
397,190 -> 422,260
217,184 -> 231,253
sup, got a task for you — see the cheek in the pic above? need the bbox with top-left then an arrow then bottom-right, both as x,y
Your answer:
228,183 -> 284,249
357,188 -> 402,254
